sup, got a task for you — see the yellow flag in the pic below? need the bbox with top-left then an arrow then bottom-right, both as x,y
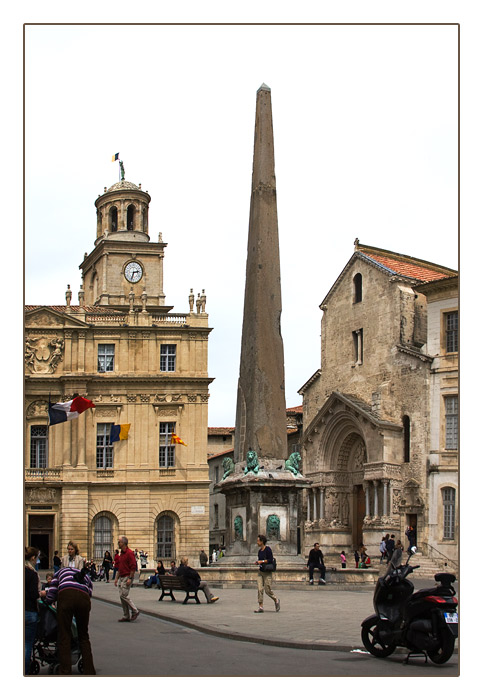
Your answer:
171,433 -> 187,446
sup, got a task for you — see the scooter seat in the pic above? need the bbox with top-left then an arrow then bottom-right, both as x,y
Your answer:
434,572 -> 456,585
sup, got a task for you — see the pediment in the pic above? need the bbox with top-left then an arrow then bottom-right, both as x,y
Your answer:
320,252 -> 390,307
25,306 -> 89,329
305,391 -> 400,438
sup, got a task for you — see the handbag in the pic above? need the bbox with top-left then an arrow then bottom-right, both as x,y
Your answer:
261,558 -> 277,572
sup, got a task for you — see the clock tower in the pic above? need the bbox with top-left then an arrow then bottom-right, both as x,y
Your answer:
80,177 -> 171,310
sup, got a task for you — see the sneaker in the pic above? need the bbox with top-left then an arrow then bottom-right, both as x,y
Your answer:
275,599 -> 281,612
118,617 -> 130,622
209,596 -> 219,604
309,579 -> 314,585
130,611 -> 140,621
253,608 -> 264,613
319,579 -> 326,585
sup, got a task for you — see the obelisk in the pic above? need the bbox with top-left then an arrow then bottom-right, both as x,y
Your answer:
234,84 -> 288,464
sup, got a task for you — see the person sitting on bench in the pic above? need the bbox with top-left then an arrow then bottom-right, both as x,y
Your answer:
176,557 -> 219,603
144,560 -> 165,588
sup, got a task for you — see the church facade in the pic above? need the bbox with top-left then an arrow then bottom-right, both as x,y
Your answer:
25,176 -> 212,568
299,241 -> 458,560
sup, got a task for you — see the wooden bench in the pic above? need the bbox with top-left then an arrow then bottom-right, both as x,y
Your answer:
157,575 -> 201,604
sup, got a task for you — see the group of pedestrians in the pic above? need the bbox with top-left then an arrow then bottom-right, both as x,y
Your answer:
25,527 -> 417,675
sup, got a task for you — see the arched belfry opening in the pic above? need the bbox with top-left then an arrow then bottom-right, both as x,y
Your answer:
127,204 -> 135,231
110,206 -> 118,232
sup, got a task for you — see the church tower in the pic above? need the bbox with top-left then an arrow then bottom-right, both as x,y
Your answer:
80,174 -> 169,309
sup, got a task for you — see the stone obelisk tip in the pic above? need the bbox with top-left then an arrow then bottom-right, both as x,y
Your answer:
258,83 -> 271,92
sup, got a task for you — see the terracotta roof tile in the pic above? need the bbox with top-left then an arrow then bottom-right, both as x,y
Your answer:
363,253 -> 451,282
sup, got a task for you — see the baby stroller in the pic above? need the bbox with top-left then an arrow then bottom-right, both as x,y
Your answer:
30,599 -> 83,674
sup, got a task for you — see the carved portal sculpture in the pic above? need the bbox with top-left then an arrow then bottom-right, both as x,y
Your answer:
234,515 -> 243,540
266,514 -> 280,540
285,452 -> 301,475
222,457 -> 235,480
244,450 -> 260,475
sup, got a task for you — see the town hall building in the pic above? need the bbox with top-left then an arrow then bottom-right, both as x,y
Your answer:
25,174 -> 213,568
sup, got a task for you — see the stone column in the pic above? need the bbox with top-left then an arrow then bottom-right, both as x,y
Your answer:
307,491 -> 311,521
102,253 -> 108,295
382,479 -> 389,517
373,480 -> 379,517
364,481 -> 370,517
313,490 -> 317,520
77,411 -> 86,466
319,487 -> 325,519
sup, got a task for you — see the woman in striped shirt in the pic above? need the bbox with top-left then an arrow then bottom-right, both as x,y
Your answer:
41,564 -> 96,674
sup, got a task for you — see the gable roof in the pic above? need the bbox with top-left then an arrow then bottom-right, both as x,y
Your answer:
321,241 -> 457,307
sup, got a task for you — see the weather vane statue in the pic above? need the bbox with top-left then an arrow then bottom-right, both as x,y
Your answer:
119,160 -> 125,180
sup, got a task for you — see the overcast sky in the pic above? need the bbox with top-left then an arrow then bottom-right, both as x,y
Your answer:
24,24 -> 458,426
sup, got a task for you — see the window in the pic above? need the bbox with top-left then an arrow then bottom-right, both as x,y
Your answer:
403,416 -> 410,462
97,423 -> 113,469
352,329 -> 363,365
445,311 -> 458,353
442,487 -> 456,539
159,422 -> 175,468
160,345 -> 176,372
353,273 -> 363,303
98,344 -> 114,372
159,345 -> 176,372
30,426 -> 48,470
157,515 -> 175,559
214,504 -> 219,529
445,396 -> 458,450
93,516 -> 112,559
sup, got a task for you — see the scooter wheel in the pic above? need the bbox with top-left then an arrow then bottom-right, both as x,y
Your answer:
427,629 -> 455,664
361,621 -> 396,658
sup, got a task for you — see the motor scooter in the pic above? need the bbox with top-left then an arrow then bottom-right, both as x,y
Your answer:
361,546 -> 458,664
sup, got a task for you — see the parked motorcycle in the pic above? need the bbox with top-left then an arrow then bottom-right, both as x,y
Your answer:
361,546 -> 458,664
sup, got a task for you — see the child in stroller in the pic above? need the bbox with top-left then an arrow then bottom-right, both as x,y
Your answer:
30,599 -> 83,674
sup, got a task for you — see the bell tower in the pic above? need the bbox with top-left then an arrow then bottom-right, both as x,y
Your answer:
80,175 -> 171,310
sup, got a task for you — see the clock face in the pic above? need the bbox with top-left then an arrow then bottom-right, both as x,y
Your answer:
124,261 -> 143,283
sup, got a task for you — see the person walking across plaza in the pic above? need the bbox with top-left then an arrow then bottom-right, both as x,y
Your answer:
53,550 -> 61,573
25,546 -> 41,675
254,534 -> 280,613
40,563 -> 96,674
307,542 -> 326,585
102,550 -> 113,582
385,534 -> 395,562
199,549 -> 208,567
114,536 -> 140,622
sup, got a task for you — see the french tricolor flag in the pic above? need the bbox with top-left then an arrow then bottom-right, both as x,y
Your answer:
48,395 -> 95,425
